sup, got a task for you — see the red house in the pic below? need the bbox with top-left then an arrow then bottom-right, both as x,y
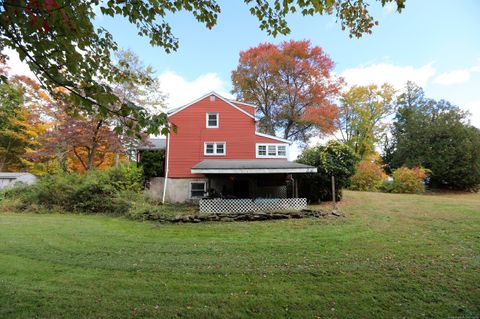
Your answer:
151,92 -> 316,207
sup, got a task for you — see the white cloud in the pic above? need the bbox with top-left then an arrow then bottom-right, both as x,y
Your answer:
0,49 -> 233,109
383,2 -> 397,14
341,62 -> 436,90
2,48 -> 36,79
158,71 -> 233,109
434,66 -> 480,86
464,100 -> 480,128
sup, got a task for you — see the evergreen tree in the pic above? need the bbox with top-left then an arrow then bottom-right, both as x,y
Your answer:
386,82 -> 480,191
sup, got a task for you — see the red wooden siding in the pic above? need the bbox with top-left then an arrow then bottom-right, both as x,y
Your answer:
230,101 -> 256,116
167,95 -> 288,178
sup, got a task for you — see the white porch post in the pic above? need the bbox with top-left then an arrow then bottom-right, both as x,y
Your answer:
162,126 -> 171,204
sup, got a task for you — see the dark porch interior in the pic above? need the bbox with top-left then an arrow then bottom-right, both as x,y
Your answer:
205,173 -> 299,199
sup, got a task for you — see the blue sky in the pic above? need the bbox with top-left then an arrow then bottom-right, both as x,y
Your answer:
97,0 -> 479,80
92,0 -> 480,129
97,0 -> 480,126
5,1 -> 479,128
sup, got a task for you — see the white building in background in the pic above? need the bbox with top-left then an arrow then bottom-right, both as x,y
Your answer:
0,172 -> 37,189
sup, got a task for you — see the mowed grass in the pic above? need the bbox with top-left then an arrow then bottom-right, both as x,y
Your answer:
0,191 -> 479,318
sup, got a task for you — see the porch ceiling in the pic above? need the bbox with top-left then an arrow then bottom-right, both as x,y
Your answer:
191,160 -> 317,174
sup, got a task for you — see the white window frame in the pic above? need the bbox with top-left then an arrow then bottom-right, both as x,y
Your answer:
206,112 -> 219,128
190,181 -> 206,198
277,145 -> 287,157
257,144 -> 267,156
256,143 -> 288,158
204,142 -> 226,156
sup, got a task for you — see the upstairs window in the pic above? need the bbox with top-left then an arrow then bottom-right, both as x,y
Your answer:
206,113 -> 219,128
204,142 -> 226,156
256,143 -> 288,158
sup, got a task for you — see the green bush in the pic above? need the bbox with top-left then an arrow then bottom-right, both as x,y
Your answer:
108,164 -> 144,192
139,150 -> 165,180
0,164 -> 201,220
0,164 -> 144,214
296,141 -> 358,202
350,155 -> 388,192
387,167 -> 428,194
0,184 -> 39,212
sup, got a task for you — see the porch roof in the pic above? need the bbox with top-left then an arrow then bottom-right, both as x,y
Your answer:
136,138 -> 166,150
191,160 -> 317,174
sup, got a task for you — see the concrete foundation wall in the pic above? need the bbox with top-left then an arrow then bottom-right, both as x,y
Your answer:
148,177 -> 207,203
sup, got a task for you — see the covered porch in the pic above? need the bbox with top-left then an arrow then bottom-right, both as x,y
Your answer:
191,160 -> 317,213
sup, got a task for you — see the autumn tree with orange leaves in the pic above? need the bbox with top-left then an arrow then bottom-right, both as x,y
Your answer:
25,50 -> 163,173
0,63 -> 123,174
29,104 -> 125,173
1,0 -> 404,137
0,69 -> 50,172
232,40 -> 342,144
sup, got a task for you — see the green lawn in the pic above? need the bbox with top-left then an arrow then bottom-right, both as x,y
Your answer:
1,191 -> 479,318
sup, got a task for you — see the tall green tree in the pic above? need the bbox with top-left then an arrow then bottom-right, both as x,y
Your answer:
387,82 -> 480,191
0,0 -> 405,134
110,50 -> 167,157
337,83 -> 396,158
296,140 -> 358,202
0,81 -> 43,171
0,81 -> 21,171
111,50 -> 167,116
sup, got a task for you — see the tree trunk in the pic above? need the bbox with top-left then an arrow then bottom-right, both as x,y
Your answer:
86,120 -> 103,170
260,116 -> 276,135
86,145 -> 98,170
283,120 -> 293,140
57,151 -> 69,173
0,138 -> 12,171
73,147 -> 88,171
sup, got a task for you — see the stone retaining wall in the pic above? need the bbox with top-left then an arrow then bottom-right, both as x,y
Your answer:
143,209 -> 344,223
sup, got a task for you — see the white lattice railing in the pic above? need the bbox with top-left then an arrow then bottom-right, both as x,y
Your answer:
199,198 -> 307,214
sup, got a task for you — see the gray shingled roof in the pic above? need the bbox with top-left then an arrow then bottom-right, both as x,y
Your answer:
166,105 -> 182,114
191,160 -> 317,173
137,138 -> 166,150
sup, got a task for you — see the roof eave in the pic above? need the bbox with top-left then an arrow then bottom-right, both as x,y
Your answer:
255,132 -> 292,144
228,100 -> 258,108
167,91 -> 256,120
191,168 -> 317,174
137,147 -> 165,151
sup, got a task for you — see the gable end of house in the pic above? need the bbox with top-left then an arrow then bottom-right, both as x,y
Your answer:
167,92 -> 257,121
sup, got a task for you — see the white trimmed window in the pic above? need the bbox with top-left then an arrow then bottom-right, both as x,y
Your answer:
204,142 -> 226,156
258,145 -> 267,156
277,145 -> 287,157
206,113 -> 219,128
256,143 -> 288,158
190,181 -> 206,198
